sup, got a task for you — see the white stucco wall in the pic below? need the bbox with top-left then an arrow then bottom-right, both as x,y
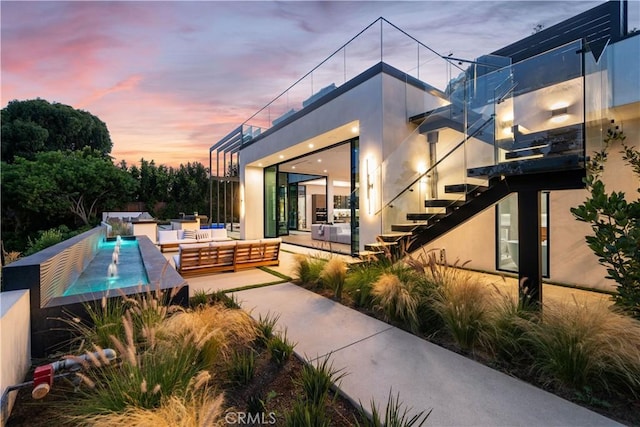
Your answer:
239,66 -> 444,248
0,290 -> 31,425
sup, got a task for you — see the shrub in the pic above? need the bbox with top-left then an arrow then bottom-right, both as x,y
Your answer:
483,285 -> 536,364
160,304 -> 257,367
227,349 -> 256,386
293,254 -> 326,287
345,263 -> 383,307
3,250 -> 22,264
256,311 -> 280,347
431,267 -> 490,352
571,128 -> 640,318
356,389 -> 431,427
69,373 -> 224,426
524,299 -> 640,395
285,400 -> 329,427
371,273 -> 420,332
63,317 -> 206,418
268,329 -> 296,367
319,257 -> 348,301
298,355 -> 346,405
25,226 -> 66,255
209,290 -> 241,309
190,289 -> 210,308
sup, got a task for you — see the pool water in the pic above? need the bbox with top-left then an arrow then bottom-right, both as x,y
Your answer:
63,239 -> 150,296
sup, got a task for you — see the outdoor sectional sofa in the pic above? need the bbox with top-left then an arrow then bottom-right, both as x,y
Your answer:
157,228 -> 231,252
172,238 -> 281,277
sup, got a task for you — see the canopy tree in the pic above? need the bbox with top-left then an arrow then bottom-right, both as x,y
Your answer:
1,98 -> 112,162
2,149 -> 137,250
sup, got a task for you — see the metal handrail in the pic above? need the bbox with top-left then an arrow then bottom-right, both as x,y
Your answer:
374,115 -> 495,215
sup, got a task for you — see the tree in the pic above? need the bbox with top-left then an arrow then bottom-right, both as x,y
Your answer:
571,128 -> 640,318
1,149 -> 137,250
1,98 -> 112,162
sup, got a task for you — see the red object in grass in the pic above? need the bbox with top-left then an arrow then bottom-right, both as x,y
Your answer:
32,365 -> 54,399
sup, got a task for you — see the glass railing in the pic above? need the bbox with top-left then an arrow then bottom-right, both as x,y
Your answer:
239,18 -> 463,142
376,39 -> 586,233
492,40 -> 585,167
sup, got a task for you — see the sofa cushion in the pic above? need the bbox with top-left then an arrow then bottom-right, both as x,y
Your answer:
260,238 -> 282,244
158,230 -> 178,243
179,242 -> 210,251
210,228 -> 229,241
211,240 -> 237,248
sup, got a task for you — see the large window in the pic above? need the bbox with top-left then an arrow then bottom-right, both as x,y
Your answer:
497,192 -> 549,277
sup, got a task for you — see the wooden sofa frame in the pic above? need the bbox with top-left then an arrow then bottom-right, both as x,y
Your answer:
173,239 -> 281,277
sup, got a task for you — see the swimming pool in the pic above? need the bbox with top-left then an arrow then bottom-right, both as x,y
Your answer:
63,238 -> 150,296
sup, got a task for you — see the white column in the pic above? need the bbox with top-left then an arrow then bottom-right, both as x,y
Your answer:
326,175 -> 334,223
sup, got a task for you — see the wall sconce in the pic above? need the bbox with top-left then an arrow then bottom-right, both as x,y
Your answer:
501,120 -> 514,136
366,158 -> 373,214
550,106 -> 569,123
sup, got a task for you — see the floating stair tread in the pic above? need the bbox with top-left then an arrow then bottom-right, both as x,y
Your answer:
467,155 -> 583,179
391,223 -> 428,233
379,232 -> 413,238
424,200 -> 465,208
366,241 -> 398,247
406,213 -> 446,221
444,184 -> 488,194
377,232 -> 413,242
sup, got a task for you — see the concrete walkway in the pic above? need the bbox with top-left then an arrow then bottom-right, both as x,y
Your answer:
165,244 -> 620,426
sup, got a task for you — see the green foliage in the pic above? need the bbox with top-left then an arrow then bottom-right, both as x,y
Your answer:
256,311 -> 281,347
371,271 -> 421,333
524,300 -> 640,395
247,390 -> 277,415
431,270 -> 490,352
268,330 -> 296,367
1,98 -> 112,163
227,349 -> 256,386
571,129 -> 640,318
209,290 -> 240,309
2,149 -> 137,250
356,390 -> 431,427
344,262 -> 383,307
190,289 -> 210,308
483,288 -> 536,364
293,254 -> 326,287
298,354 -> 346,405
285,400 -> 329,427
319,257 -> 348,301
73,338 -> 204,415
24,226 -> 65,255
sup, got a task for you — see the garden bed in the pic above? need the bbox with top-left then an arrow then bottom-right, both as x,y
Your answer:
292,252 -> 640,426
6,289 -> 366,426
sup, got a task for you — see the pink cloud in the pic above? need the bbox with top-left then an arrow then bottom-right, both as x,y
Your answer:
78,75 -> 143,108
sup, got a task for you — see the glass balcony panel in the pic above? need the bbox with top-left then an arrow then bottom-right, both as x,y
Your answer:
343,23 -> 382,81
584,38 -> 611,160
477,40 -> 586,170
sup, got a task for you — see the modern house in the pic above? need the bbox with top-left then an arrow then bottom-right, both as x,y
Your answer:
210,1 -> 639,299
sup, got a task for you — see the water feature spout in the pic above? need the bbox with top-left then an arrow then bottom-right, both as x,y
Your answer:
112,251 -> 119,264
107,262 -> 118,277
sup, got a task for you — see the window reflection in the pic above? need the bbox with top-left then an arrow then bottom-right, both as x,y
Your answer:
497,192 -> 548,277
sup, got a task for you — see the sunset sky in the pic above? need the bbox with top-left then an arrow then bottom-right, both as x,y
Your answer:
3,1 -> 636,168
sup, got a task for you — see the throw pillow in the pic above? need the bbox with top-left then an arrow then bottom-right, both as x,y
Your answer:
183,229 -> 197,239
196,231 -> 210,241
